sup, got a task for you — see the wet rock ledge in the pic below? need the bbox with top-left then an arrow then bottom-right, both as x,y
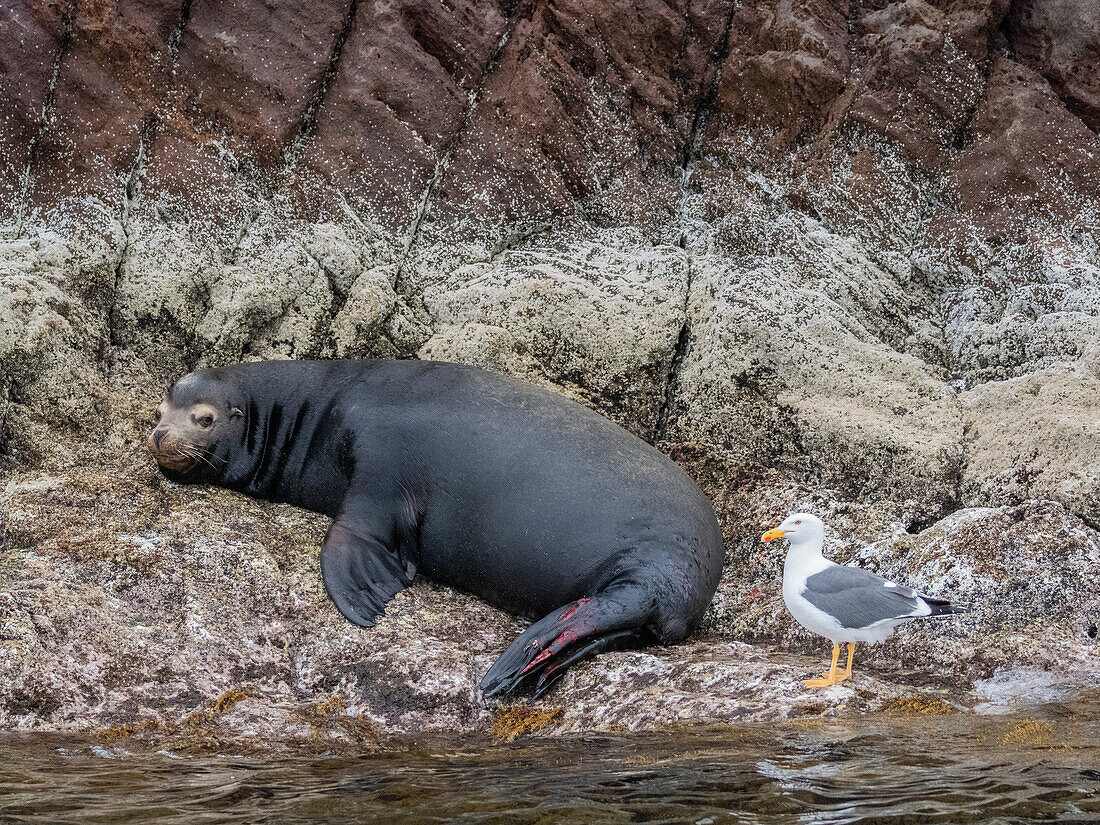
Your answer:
2,459 -> 1096,751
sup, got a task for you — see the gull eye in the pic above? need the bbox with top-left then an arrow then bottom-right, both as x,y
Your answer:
197,415 -> 214,429
795,519 -> 802,525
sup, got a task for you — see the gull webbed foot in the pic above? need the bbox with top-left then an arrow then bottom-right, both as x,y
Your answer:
804,643 -> 846,689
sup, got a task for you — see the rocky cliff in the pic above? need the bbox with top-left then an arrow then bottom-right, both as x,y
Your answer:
1,0 -> 1098,746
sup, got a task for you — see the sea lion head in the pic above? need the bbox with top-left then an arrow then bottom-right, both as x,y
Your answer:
148,369 -> 245,482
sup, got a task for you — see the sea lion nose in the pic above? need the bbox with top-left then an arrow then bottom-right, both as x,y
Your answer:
153,427 -> 168,448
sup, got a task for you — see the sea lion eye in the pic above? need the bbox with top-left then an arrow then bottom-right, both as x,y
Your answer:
197,415 -> 214,428
153,410 -> 161,423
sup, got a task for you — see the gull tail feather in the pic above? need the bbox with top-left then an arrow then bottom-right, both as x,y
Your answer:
921,596 -> 969,617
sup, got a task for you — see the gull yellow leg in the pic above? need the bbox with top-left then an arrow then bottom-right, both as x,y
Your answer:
804,643 -> 841,688
839,642 -> 855,682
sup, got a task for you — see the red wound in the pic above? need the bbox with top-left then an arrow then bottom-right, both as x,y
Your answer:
557,597 -> 591,623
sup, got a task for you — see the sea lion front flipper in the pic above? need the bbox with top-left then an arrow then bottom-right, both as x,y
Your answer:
320,520 -> 416,628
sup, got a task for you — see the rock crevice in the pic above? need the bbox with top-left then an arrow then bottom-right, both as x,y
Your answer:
13,0 -> 75,236
282,0 -> 364,173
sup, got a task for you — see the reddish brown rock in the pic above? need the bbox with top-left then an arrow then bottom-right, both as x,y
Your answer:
712,0 -> 850,149
25,0 -> 178,218
174,0 -> 349,168
415,0 -> 736,246
1007,0 -> 1100,131
3,0 -> 1094,249
843,0 -> 986,168
128,0 -> 353,249
0,0 -> 67,226
302,0 -> 512,236
949,56 -> 1100,237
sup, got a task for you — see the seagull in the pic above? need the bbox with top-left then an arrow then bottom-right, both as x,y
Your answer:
761,512 -> 968,688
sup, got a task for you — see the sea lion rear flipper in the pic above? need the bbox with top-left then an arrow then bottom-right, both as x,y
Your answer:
320,521 -> 416,627
480,583 -> 657,700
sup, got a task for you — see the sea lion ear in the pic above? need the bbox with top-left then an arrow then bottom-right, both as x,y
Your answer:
230,407 -> 244,418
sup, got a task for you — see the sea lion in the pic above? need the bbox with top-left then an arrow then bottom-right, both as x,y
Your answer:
148,359 -> 724,698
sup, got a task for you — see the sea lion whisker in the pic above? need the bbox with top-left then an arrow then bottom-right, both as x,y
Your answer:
202,448 -> 228,467
189,449 -> 221,470
174,444 -> 220,470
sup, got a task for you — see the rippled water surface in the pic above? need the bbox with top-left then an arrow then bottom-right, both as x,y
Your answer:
3,698 -> 1099,824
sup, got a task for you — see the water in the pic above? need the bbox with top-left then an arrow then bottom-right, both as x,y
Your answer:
3,699 -> 1099,824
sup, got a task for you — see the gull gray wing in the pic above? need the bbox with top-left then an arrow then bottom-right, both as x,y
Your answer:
801,565 -> 925,629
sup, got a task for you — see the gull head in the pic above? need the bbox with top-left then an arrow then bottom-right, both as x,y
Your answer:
761,512 -> 824,546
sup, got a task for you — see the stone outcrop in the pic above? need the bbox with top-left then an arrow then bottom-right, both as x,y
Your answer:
1,0 -> 1098,743
6,461 -> 1093,746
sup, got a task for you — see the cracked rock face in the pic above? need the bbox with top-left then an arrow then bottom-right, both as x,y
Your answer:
1,0 -> 1098,743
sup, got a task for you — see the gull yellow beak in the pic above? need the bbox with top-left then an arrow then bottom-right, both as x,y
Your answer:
761,528 -> 787,543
